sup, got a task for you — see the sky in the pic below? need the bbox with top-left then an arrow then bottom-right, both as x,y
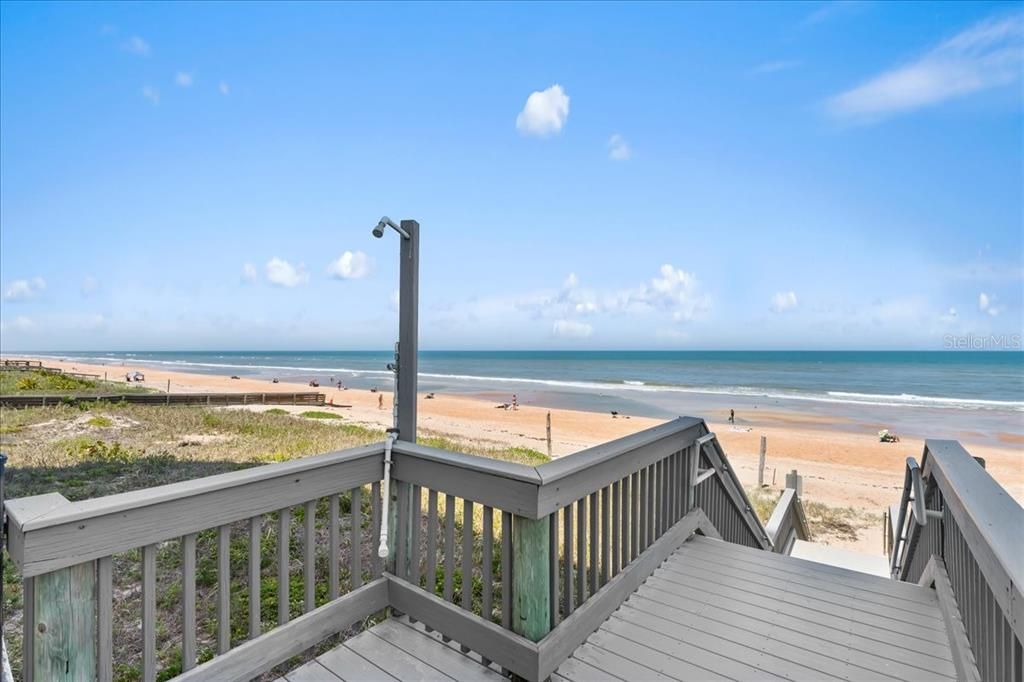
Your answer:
1,1 -> 1022,351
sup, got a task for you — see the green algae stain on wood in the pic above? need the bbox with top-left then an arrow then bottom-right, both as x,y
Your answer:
34,561 -> 97,679
512,514 -> 550,642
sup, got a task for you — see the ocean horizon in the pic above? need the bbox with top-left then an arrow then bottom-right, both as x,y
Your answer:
17,350 -> 1023,441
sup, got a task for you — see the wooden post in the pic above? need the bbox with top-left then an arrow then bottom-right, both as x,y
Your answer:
546,412 -> 552,458
33,562 -> 97,678
758,435 -> 767,487
785,469 -> 803,497
512,514 -> 550,642
397,220 -> 419,443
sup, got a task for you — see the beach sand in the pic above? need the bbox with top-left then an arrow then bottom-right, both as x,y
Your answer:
8,356 -> 1023,555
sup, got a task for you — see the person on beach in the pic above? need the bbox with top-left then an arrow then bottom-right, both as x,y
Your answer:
378,393 -> 384,410
512,394 -> 518,411
729,409 -> 735,425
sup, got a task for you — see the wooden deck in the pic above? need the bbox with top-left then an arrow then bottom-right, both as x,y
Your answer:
284,533 -> 958,682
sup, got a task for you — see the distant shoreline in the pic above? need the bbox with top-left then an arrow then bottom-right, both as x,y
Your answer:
6,353 -> 1023,553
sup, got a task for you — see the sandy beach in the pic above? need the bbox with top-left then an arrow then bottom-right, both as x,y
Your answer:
6,355 -> 1023,554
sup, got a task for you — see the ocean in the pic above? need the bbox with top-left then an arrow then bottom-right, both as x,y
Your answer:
30,350 -> 1024,440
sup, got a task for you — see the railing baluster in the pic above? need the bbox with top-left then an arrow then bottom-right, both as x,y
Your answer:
501,510 -> 512,626
329,493 -> 339,600
631,471 -> 639,561
443,493 -> 456,641
396,481 -> 409,580
612,480 -> 621,577
247,519 -> 260,640
621,474 -> 631,568
143,543 -> 157,682
183,533 -> 198,668
588,491 -> 598,594
350,487 -> 361,590
277,508 -> 290,626
411,484 -> 422,588
647,462 -> 656,547
601,486 -> 610,586
426,489 -> 439,598
576,497 -> 585,605
98,556 -> 113,682
304,500 -> 316,612
461,499 -> 474,652
549,511 -> 559,627
218,525 -> 231,652
371,481 -> 382,578
639,467 -> 648,552
482,505 -> 494,623
443,494 -> 456,601
563,502 -> 574,616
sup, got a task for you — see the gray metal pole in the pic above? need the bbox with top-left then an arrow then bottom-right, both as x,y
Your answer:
397,220 -> 419,442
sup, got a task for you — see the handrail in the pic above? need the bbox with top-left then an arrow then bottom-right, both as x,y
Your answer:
764,487 -> 811,554
698,433 -> 773,550
7,443 -> 385,576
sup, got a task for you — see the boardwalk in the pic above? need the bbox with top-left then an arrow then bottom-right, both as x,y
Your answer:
284,534 -> 956,682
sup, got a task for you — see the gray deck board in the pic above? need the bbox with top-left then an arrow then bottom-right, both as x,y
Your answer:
316,644 -> 397,681
287,532 -> 959,682
284,660 -> 342,682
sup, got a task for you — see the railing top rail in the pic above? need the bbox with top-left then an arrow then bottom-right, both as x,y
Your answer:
392,440 -> 542,484
536,416 -> 702,484
10,442 -> 385,533
923,439 -> 1024,594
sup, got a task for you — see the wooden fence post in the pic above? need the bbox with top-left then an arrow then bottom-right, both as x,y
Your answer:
32,561 -> 97,679
785,469 -> 803,497
512,514 -> 550,642
546,412 -> 552,458
758,435 -> 767,487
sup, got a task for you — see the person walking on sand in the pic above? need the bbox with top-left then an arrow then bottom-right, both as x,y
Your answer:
512,394 -> 518,411
729,409 -> 735,425
378,393 -> 384,410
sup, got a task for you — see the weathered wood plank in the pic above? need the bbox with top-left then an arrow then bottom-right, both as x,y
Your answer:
426,489 -> 438,597
588,492 -> 597,595
142,544 -> 157,681
176,578 -> 388,682
349,487 -> 361,590
303,500 -> 316,612
218,525 -> 231,653
183,533 -> 198,668
410,484 -> 422,587
549,512 -> 559,628
575,497 -> 585,606
33,561 -> 97,681
277,509 -> 290,627
461,499 -> 474,652
345,628 -> 456,680
284,659 -> 342,682
535,508 -> 716,679
245,520 -> 260,641
563,502 -> 574,616
372,619 -> 506,681
329,493 -> 340,600
371,481 -> 382,578
611,480 -> 620,577
97,556 -> 112,682
501,510 -> 512,632
388,576 -> 539,679
10,445 -> 383,577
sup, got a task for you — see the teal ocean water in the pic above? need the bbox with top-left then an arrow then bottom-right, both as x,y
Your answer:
33,350 -> 1024,439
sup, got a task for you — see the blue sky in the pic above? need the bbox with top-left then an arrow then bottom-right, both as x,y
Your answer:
1,1 -> 1021,351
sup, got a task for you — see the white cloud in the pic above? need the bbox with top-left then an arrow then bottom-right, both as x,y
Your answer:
608,134 -> 631,161
175,72 -> 193,88
516,84 -> 570,137
637,264 -> 710,322
123,36 -> 150,56
564,272 -> 579,288
241,263 -> 258,283
770,291 -> 799,313
219,81 -> 230,96
4,277 -> 46,301
552,319 -> 593,339
978,291 -> 1003,316
81,275 -> 99,296
0,316 -> 34,332
327,251 -> 372,280
749,60 -> 801,75
265,258 -> 309,288
141,85 -> 160,105
827,13 -> 1024,122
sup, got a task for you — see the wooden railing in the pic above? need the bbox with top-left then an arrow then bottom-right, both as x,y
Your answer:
764,471 -> 811,554
4,416 -> 770,681
0,392 -> 326,409
889,440 -> 1023,682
